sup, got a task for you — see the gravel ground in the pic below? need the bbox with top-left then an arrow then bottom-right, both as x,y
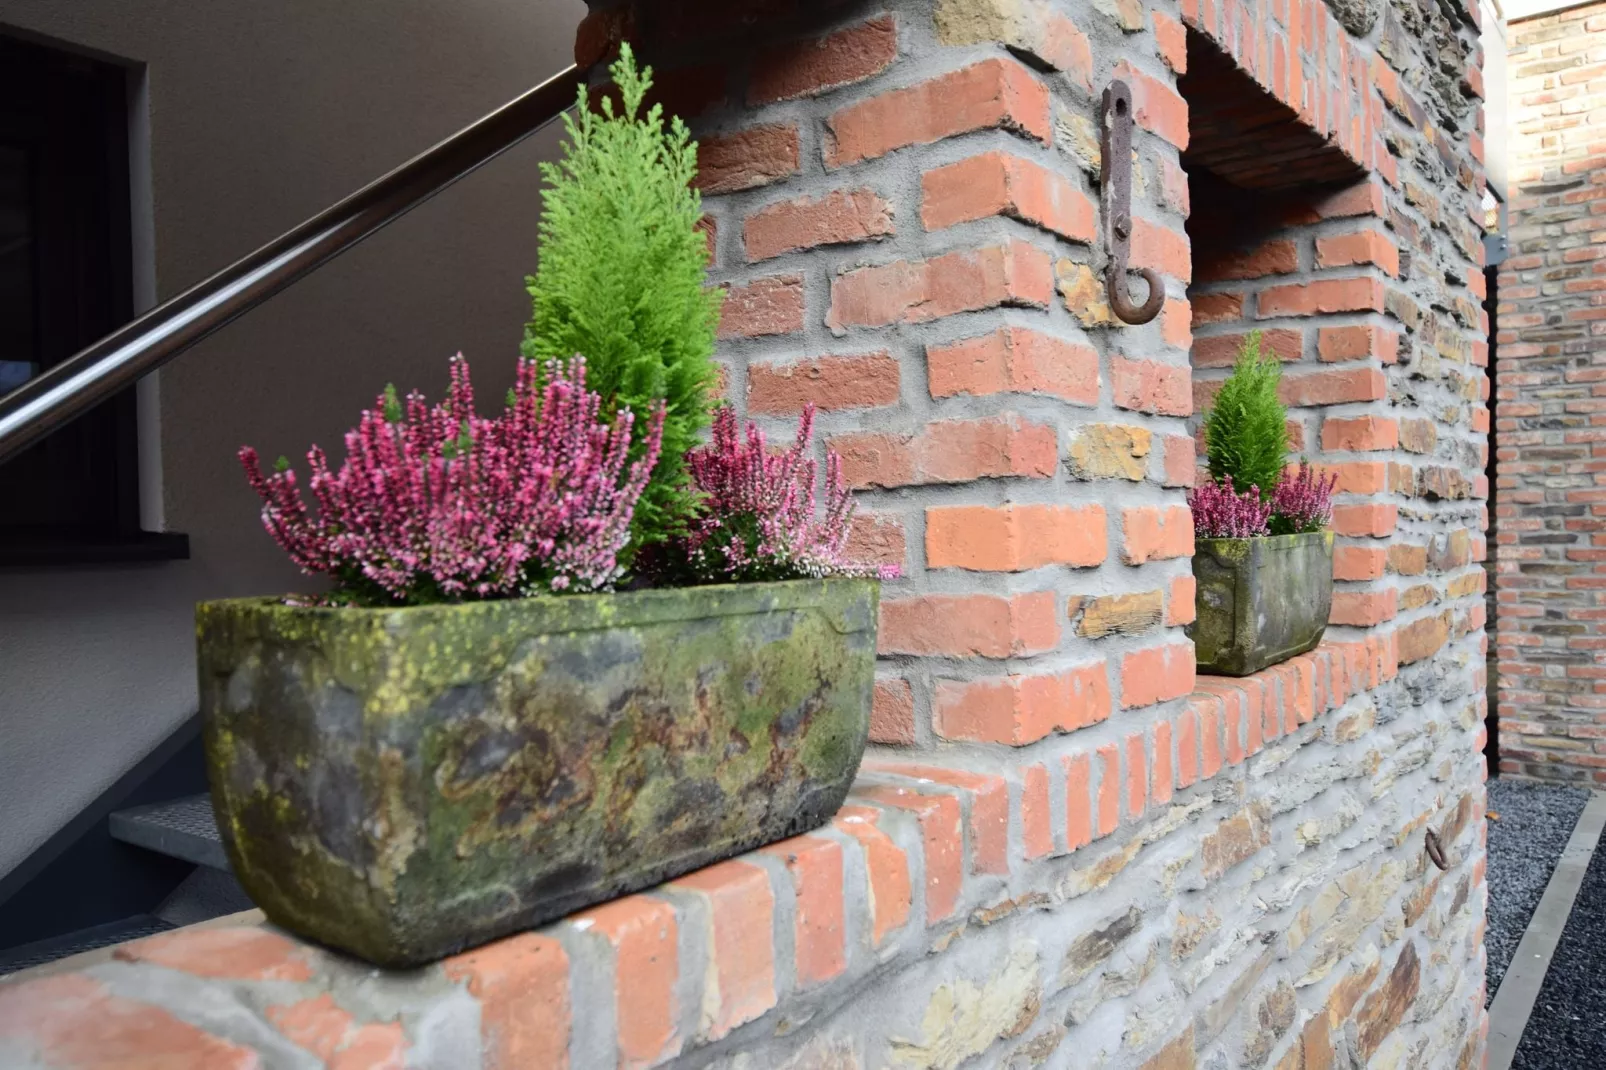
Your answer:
1486,777 -> 1591,1005
1512,792 -> 1606,1070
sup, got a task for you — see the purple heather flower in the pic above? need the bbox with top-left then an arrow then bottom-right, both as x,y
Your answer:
670,404 -> 900,584
240,354 -> 664,604
1188,476 -> 1274,539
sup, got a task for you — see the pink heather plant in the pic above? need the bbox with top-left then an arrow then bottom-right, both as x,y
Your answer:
240,355 -> 664,605
1188,476 -> 1274,539
651,404 -> 899,585
1269,460 -> 1338,535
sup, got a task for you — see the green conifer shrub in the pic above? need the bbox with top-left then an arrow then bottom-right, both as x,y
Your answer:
523,44 -> 722,548
1201,331 -> 1290,500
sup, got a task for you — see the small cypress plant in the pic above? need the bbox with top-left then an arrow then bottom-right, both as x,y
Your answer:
1201,331 -> 1290,501
523,44 -> 722,549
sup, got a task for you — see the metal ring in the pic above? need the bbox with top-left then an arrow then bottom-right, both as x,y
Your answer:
1424,829 -> 1449,872
1107,266 -> 1164,325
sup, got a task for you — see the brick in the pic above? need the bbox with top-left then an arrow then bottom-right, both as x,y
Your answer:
1192,291 -> 1245,325
1163,434 -> 1197,487
748,353 -> 899,413
1126,732 -> 1148,818
1154,10 -> 1188,72
1096,743 -> 1121,836
1198,696 -> 1223,780
848,513 -> 906,572
750,15 -> 899,104
834,415 -> 1057,489
1131,217 -> 1193,283
697,125 -> 800,194
1196,239 -> 1299,282
1177,706 -> 1199,787
670,861 -> 777,1040
576,897 -> 680,1066
1115,60 -> 1189,149
1120,642 -> 1196,708
1167,574 -> 1197,626
1122,504 -> 1195,564
871,678 -> 916,745
1068,424 -> 1152,481
832,806 -> 912,946
1063,751 -> 1094,850
866,763 -> 1011,876
1022,763 -> 1055,859
1315,179 -> 1385,219
1398,417 -> 1436,454
1315,229 -> 1400,276
935,662 -> 1111,744
760,837 -> 847,989
927,503 -> 1108,571
744,189 -> 895,262
1257,277 -> 1385,317
0,974 -> 259,1070
1330,588 -> 1398,626
879,591 -> 1060,657
860,786 -> 963,923
928,326 -> 1099,405
267,995 -> 407,1070
1193,328 -> 1302,368
1111,356 -> 1192,416
827,241 -> 1053,331
1152,719 -> 1174,806
825,58 -> 1051,168
1334,545 -> 1388,581
114,926 -> 314,982
1281,367 -> 1387,407
1332,503 -> 1398,537
922,151 -> 1096,242
1322,415 -> 1399,451
1317,325 -> 1397,362
1070,589 -> 1164,638
444,933 -> 571,1070
1398,610 -> 1453,664
720,275 -> 805,339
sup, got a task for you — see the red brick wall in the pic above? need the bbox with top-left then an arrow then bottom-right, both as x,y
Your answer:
1499,4 -> 1606,783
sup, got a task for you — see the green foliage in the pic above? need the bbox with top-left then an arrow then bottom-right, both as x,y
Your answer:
523,44 -> 722,548
1202,331 -> 1289,500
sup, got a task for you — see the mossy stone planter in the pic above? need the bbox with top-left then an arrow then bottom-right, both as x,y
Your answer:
197,578 -> 877,967
1187,531 -> 1334,677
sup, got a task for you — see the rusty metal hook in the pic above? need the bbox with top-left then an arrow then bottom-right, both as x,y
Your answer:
1099,81 -> 1164,326
1424,829 -> 1449,872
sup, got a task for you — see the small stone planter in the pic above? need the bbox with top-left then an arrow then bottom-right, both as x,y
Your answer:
197,578 -> 878,968
1188,531 -> 1334,676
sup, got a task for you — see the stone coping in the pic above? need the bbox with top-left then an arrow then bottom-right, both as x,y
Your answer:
0,637 -> 1404,1070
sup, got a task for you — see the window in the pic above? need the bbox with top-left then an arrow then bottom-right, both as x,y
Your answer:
0,33 -> 184,563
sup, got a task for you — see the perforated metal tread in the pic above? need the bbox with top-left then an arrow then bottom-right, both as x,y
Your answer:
0,915 -> 174,977
109,794 -> 229,871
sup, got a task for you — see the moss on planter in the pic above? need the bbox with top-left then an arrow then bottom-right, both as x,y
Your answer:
197,578 -> 877,967
1189,531 -> 1333,677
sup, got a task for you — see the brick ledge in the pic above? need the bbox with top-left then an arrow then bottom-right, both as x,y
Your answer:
0,636 -> 1418,1069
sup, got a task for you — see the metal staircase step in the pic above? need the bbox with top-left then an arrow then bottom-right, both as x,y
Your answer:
108,795 -> 229,871
0,915 -> 175,978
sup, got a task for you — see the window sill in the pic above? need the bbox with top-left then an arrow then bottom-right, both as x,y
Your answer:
0,531 -> 190,568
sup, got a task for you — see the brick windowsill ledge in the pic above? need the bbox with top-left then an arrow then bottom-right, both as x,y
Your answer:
0,634 -> 1448,1069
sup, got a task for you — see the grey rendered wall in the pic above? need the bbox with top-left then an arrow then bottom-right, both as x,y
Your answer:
0,0 -> 584,880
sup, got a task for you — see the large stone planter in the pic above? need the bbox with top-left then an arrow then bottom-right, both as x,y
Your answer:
197,578 -> 878,967
1188,531 -> 1334,677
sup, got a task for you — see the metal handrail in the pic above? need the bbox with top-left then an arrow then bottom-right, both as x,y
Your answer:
0,64 -> 585,464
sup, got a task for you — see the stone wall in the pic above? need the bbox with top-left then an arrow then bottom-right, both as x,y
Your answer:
1496,3 -> 1606,784
0,1 -> 1491,1067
